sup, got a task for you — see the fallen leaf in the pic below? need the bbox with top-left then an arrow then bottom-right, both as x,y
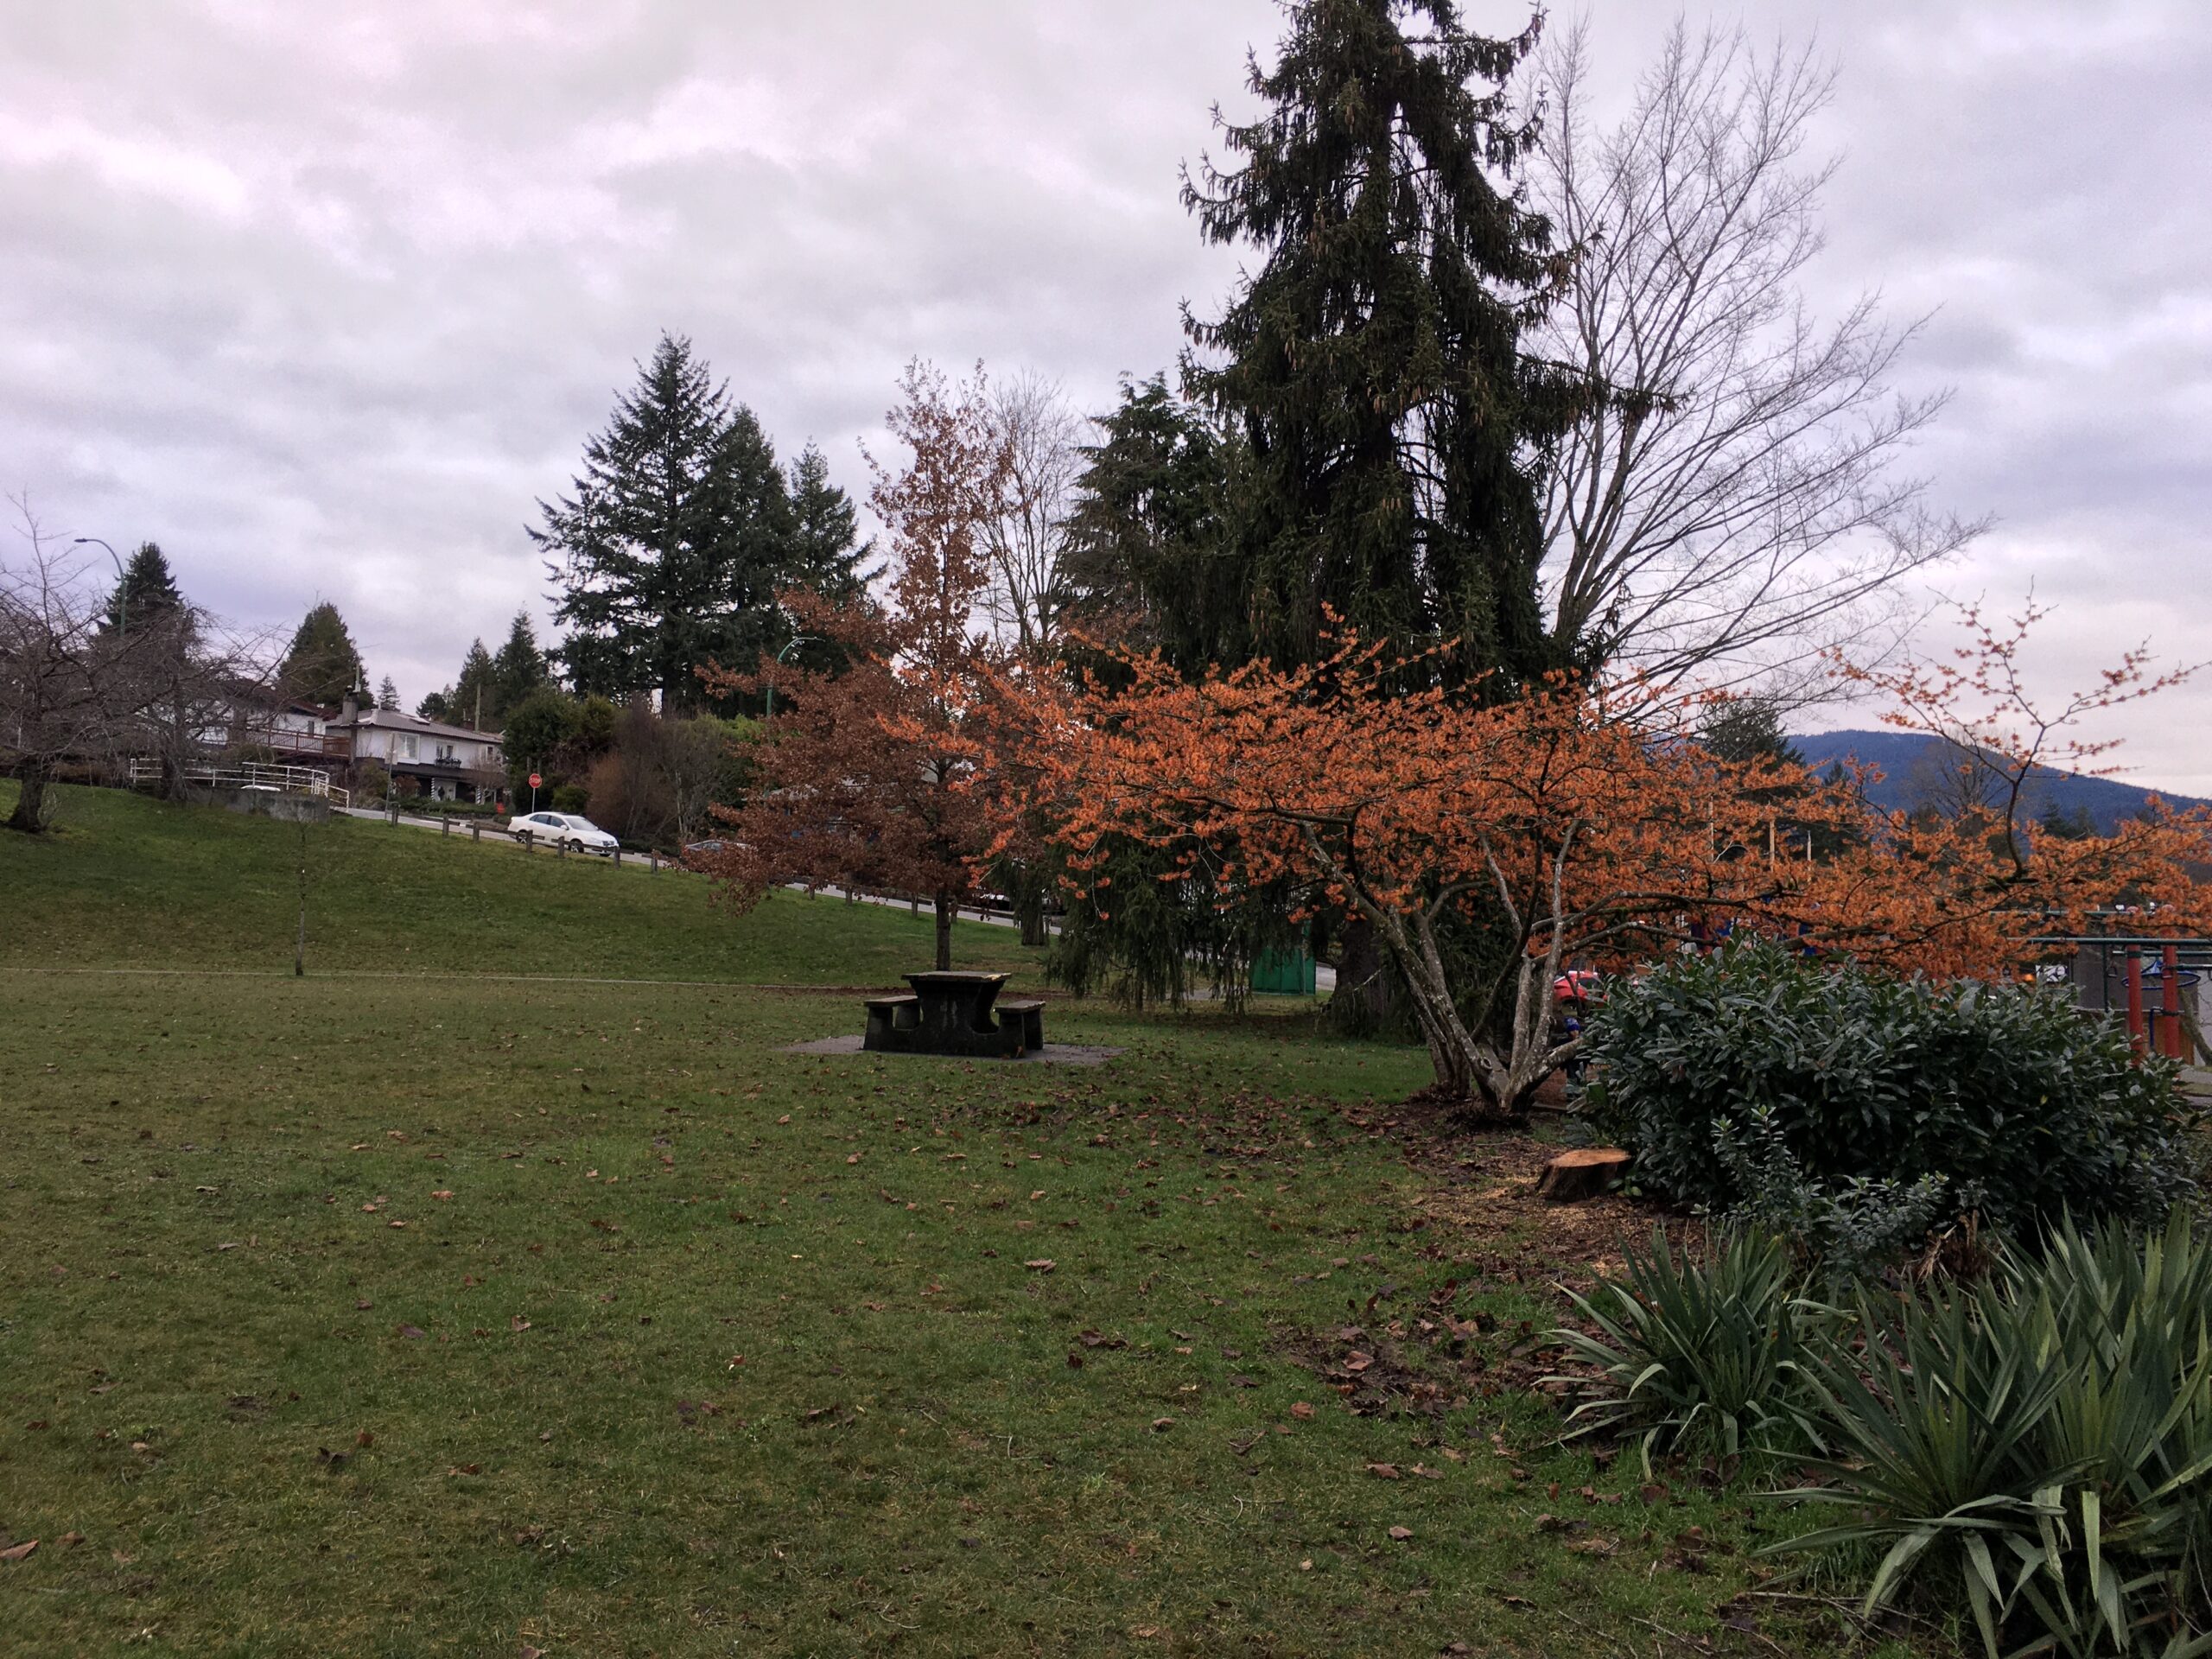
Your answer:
60,1532 -> 84,1547
1150,1417 -> 1175,1432
431,1190 -> 454,1201
1387,1526 -> 1413,1541
1023,1259 -> 1056,1273
1289,1402 -> 1315,1421
1366,1463 -> 1401,1479
0,1541 -> 35,1561
396,1324 -> 427,1340
511,1315 -> 531,1332
447,1464 -> 481,1477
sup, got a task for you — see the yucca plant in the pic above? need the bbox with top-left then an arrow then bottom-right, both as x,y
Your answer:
1777,1212 -> 2212,1658
1551,1226 -> 1831,1477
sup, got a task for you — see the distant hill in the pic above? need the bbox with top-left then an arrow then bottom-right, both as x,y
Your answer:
1789,729 -> 2209,834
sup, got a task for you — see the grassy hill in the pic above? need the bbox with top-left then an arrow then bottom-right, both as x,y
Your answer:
0,782 -> 1043,984
1791,728 -> 2209,832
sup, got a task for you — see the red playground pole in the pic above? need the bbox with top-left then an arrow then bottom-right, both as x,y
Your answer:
2163,944 -> 2184,1059
2125,947 -> 2146,1056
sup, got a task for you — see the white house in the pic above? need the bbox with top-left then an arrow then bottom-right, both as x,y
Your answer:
328,702 -> 505,803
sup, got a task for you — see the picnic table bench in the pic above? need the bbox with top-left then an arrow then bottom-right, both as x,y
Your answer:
861,972 -> 1044,1058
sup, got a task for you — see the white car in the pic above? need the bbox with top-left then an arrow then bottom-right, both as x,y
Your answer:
506,810 -> 619,855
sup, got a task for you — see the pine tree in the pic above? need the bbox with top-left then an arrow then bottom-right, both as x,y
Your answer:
416,690 -> 454,723
282,602 -> 368,707
1181,0 -> 1591,689
377,675 -> 401,711
101,542 -> 185,636
785,442 -> 874,607
491,611 -> 551,717
534,334 -> 796,712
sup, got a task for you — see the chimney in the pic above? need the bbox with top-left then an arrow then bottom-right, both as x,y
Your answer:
341,690 -> 359,721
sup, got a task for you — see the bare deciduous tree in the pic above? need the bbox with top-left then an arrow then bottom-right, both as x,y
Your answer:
981,370 -> 1086,658
1,499 -> 118,832
1526,18 -> 1986,702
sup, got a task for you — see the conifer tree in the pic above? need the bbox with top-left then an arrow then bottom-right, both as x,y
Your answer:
448,640 -> 497,728
376,675 -> 401,711
282,602 -> 368,707
491,611 -> 551,715
1062,375 -> 1253,679
101,542 -> 184,636
1181,0 -> 1590,688
786,442 -> 875,607
534,334 -> 795,712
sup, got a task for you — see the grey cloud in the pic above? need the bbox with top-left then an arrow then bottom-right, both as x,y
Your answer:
5,0 -> 2209,788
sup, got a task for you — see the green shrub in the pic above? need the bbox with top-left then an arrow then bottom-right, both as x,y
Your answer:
1780,1212 -> 2212,1657
550,784 -> 590,815
1550,1227 -> 1832,1476
1715,1106 -> 1955,1283
1585,941 -> 2197,1234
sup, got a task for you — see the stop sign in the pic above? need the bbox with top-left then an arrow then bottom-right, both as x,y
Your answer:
528,772 -> 542,789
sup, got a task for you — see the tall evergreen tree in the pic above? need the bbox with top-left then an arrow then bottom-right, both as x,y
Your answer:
491,610 -> 551,716
101,542 -> 184,636
1181,0 -> 1591,689
282,602 -> 368,707
534,334 -> 796,712
785,442 -> 875,607
376,675 -> 401,711
448,640 -> 497,728
1062,375 -> 1254,679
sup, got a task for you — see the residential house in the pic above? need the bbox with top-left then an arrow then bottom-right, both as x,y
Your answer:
327,700 -> 505,804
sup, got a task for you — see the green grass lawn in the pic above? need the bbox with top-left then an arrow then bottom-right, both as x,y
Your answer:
0,784 -> 1041,983
0,785 -> 1884,1656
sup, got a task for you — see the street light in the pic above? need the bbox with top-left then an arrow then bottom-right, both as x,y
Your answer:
764,634 -> 814,719
73,537 -> 124,634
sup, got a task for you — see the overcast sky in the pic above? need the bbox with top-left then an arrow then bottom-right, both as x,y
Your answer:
4,2 -> 2207,788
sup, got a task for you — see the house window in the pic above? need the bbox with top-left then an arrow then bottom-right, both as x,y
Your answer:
394,734 -> 418,761
435,743 -> 456,764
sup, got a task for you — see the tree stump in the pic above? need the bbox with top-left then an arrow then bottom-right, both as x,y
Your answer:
1535,1147 -> 1630,1203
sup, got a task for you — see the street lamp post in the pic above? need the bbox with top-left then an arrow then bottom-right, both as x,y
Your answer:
73,537 -> 124,635
764,635 -> 814,719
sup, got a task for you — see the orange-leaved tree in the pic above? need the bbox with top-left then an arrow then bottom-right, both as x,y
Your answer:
1007,635 -> 1850,1117
1008,614 -> 2212,1118
696,361 -> 1013,970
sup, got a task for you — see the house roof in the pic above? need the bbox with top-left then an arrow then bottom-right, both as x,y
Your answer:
340,708 -> 504,745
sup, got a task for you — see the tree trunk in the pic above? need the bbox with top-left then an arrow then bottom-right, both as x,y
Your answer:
933,889 -> 954,971
7,763 -> 51,833
1326,914 -> 1400,1036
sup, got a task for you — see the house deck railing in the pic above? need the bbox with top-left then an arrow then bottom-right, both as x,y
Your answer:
129,760 -> 352,808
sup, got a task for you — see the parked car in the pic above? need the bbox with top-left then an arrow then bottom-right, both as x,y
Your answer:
505,810 -> 618,855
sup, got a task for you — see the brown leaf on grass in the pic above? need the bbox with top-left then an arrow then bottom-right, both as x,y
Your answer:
1639,1482 -> 1669,1504
1343,1351 -> 1373,1374
1366,1463 -> 1400,1479
1023,1259 -> 1056,1273
1289,1402 -> 1315,1421
520,1644 -> 545,1658
511,1316 -> 531,1332
397,1325 -> 427,1340
431,1190 -> 454,1201
1150,1417 -> 1175,1432
1387,1526 -> 1413,1541
448,1464 -> 481,1477
1077,1330 -> 1125,1350
1566,1536 -> 1618,1557
0,1541 -> 36,1561
1066,1352 -> 1083,1369
61,1531 -> 84,1547
845,1153 -> 861,1165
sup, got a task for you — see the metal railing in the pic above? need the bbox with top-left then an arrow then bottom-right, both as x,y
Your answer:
129,759 -> 351,808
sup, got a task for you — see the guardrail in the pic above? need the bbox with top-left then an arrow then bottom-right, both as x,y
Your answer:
130,759 -> 351,808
